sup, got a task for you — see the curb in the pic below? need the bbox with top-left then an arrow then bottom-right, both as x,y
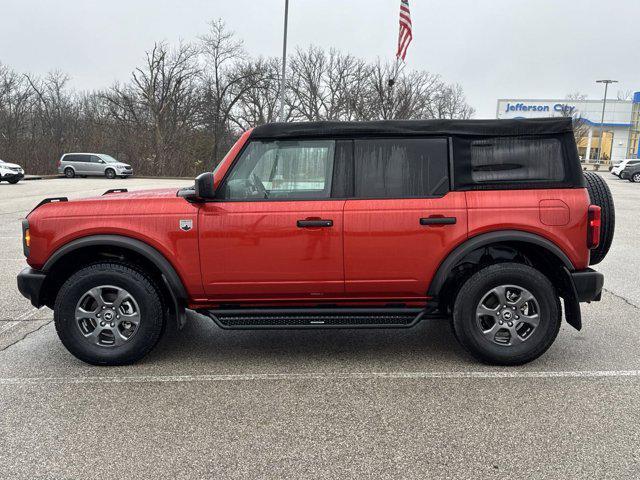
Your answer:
21,175 -> 192,181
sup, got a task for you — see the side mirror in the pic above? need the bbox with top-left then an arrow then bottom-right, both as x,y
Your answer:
194,172 -> 216,200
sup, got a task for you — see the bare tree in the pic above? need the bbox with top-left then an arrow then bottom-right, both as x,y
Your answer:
0,22 -> 476,176
199,19 -> 261,165
105,42 -> 199,175
617,90 -> 633,101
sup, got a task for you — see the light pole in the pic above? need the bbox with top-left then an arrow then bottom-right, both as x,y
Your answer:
278,0 -> 290,122
596,79 -> 618,164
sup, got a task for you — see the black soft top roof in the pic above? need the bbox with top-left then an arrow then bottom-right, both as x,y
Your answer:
250,117 -> 573,140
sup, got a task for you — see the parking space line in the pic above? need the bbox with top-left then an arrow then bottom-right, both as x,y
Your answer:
1,369 -> 640,386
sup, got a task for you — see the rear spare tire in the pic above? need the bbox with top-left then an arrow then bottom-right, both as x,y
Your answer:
583,172 -> 615,265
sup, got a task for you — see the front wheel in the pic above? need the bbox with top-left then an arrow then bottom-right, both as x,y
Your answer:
105,168 -> 116,179
54,262 -> 165,365
452,263 -> 561,366
632,173 -> 640,183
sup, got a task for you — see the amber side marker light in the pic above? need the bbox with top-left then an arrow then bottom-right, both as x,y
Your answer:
21,219 -> 30,257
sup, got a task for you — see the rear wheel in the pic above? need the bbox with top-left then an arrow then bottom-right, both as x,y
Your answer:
105,168 -> 116,179
632,173 -> 640,183
583,172 -> 615,265
452,263 -> 561,366
64,167 -> 75,178
54,262 -> 164,366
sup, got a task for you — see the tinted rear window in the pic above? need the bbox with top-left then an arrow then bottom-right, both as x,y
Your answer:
470,137 -> 565,183
63,154 -> 90,163
353,138 -> 449,198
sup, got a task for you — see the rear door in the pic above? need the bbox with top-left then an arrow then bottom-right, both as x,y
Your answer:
343,138 -> 468,301
199,139 -> 346,301
89,155 -> 105,175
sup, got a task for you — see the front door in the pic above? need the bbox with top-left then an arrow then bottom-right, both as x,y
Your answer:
199,139 -> 345,301
343,138 -> 468,300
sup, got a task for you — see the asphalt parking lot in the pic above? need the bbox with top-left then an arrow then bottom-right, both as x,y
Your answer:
1,175 -> 639,479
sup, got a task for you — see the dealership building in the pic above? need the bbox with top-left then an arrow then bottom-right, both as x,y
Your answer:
497,92 -> 640,162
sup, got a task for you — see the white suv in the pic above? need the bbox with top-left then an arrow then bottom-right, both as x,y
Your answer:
611,159 -> 640,179
0,159 -> 25,184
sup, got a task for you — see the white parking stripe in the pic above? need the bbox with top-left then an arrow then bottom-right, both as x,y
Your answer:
1,369 -> 640,386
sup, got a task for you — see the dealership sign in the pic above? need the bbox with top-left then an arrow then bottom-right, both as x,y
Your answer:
504,102 -> 576,114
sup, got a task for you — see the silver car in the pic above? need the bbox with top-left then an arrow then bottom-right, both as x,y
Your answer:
58,153 -> 133,179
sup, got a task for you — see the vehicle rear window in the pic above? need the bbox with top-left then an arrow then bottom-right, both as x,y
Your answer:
452,134 -> 574,189
353,138 -> 449,198
63,154 -> 90,163
469,137 -> 564,183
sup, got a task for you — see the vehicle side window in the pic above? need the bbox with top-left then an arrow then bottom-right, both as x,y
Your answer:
469,137 -> 564,184
90,156 -> 103,164
221,140 -> 335,200
353,138 -> 449,198
64,155 -> 82,163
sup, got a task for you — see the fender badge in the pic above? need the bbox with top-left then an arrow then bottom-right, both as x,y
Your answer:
179,219 -> 193,232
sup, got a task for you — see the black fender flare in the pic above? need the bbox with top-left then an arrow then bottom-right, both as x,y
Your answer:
43,235 -> 188,327
426,230 -> 575,297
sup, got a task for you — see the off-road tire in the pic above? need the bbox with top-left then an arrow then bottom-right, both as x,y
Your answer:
452,263 -> 561,366
105,168 -> 116,179
583,171 -> 615,265
64,167 -> 75,178
54,262 -> 164,366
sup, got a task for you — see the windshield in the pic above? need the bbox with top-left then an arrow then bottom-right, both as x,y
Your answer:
100,155 -> 119,164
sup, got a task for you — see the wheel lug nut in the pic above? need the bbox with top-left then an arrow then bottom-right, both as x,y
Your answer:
515,315 -> 520,320
102,306 -> 106,310
110,322 -> 115,327
508,322 -> 513,327
96,314 -> 101,318
116,315 -> 120,319
499,320 -> 504,325
512,306 -> 516,310
100,321 -> 106,327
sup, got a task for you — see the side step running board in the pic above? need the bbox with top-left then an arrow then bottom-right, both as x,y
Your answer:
199,307 -> 442,330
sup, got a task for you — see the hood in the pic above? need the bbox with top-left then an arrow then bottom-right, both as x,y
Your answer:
92,188 -> 178,200
28,187 -> 190,219
0,162 -> 22,169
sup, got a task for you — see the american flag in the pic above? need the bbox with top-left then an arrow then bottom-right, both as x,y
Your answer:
396,0 -> 413,61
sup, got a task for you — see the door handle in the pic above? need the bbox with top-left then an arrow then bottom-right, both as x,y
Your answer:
297,219 -> 333,228
420,216 -> 457,226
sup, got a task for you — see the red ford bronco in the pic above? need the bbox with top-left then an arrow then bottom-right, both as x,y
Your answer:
17,118 -> 614,366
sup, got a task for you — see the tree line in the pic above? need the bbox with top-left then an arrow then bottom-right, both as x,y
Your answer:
0,20 -> 474,177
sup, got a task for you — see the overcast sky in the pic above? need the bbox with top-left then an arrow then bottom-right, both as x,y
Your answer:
1,0 -> 638,118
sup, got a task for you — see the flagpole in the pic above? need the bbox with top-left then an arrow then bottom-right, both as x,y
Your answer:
278,0 -> 289,122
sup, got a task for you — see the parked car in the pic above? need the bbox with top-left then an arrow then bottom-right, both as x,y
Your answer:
58,153 -> 133,179
611,159 -> 640,179
623,162 -> 640,183
17,118 -> 614,367
0,159 -> 25,184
